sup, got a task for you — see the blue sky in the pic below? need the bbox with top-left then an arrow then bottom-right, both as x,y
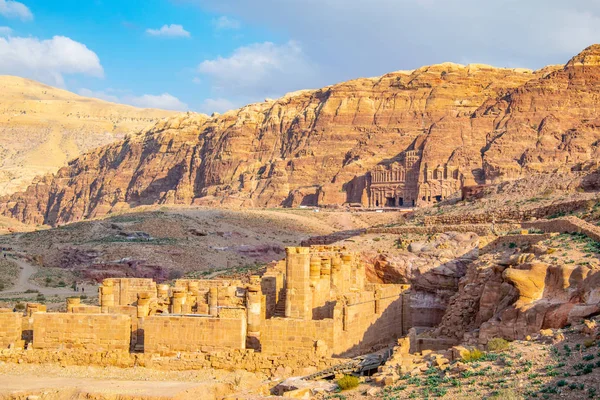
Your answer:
1,0 -> 599,114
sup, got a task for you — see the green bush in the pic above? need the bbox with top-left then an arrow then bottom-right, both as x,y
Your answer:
337,375 -> 360,391
487,338 -> 510,352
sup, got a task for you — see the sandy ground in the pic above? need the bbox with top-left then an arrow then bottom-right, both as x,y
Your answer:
0,363 -> 266,400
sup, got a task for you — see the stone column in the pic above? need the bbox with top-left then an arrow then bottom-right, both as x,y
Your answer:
137,292 -> 151,317
330,255 -> 342,292
284,247 -> 311,320
171,288 -> 186,314
66,297 -> 80,313
309,256 -> 321,287
208,287 -> 218,316
246,276 -> 262,350
100,280 -> 115,313
320,257 -> 331,292
340,253 -> 353,294
374,288 -> 381,315
157,284 -> 169,299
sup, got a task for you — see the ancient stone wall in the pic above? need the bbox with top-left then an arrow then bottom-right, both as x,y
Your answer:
260,318 -> 335,355
104,278 -> 157,306
332,284 -> 408,357
0,348 -> 344,377
422,199 -> 594,225
0,312 -> 22,349
144,315 -> 247,353
368,224 -> 519,237
522,216 -> 600,241
32,314 -> 131,351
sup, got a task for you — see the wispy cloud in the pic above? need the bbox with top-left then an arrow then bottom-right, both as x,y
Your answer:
79,88 -> 188,111
146,24 -> 190,38
0,0 -> 33,21
0,26 -> 12,36
213,16 -> 240,30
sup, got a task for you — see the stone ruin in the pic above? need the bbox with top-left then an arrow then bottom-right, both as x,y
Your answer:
0,246 -> 411,360
368,150 -> 465,208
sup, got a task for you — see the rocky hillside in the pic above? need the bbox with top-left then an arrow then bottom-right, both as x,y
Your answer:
4,46 -> 600,226
0,76 -> 176,196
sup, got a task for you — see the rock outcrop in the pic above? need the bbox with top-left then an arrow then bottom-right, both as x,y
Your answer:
4,46 -> 600,225
432,230 -> 600,343
364,232 -> 480,328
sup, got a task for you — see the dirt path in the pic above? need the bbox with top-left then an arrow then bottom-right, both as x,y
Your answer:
0,374 -> 229,399
0,256 -> 77,296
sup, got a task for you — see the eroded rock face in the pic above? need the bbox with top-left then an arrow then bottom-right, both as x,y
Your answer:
433,250 -> 600,343
4,46 -> 600,225
364,232 -> 479,328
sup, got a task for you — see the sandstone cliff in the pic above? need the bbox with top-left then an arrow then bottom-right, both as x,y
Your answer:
0,76 -> 176,196
4,46 -> 600,225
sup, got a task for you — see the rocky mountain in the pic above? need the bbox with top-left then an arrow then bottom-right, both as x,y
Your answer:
0,76 -> 176,196
3,46 -> 600,226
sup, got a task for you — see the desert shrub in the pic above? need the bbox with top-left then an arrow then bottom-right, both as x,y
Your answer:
372,237 -> 381,242
584,339 -> 595,348
337,375 -> 360,391
14,302 -> 25,311
168,270 -> 183,280
463,349 -> 485,362
487,389 -> 521,400
487,338 -> 510,352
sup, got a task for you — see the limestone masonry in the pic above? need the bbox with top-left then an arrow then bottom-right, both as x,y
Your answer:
0,246 -> 410,360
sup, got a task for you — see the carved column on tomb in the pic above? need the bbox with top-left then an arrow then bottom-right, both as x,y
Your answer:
100,279 -> 115,313
66,297 -> 80,313
208,287 -> 218,316
284,247 -> 311,320
246,275 -> 262,350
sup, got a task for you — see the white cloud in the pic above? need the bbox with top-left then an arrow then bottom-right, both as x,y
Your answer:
213,16 -> 240,30
199,98 -> 237,114
79,88 -> 188,111
193,0 -> 600,78
197,41 -> 318,98
0,35 -> 103,87
146,24 -> 190,38
0,26 -> 11,36
0,0 -> 32,21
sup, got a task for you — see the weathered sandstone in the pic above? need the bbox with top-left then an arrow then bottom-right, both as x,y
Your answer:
4,46 -> 600,225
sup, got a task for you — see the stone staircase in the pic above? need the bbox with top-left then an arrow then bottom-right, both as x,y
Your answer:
273,291 -> 287,317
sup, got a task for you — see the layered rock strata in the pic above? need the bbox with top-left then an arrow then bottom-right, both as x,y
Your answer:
4,46 -> 600,225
